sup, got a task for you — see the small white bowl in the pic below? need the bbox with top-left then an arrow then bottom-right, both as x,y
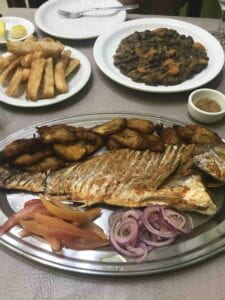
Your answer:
188,88 -> 225,123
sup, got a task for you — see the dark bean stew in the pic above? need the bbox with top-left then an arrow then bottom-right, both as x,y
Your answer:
113,28 -> 209,86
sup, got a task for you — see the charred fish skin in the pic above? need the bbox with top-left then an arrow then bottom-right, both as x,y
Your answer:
46,145 -> 185,196
0,165 -> 15,188
193,144 -> 225,183
0,164 -> 46,193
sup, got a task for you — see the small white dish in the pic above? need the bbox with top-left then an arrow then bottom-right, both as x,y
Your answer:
0,16 -> 35,44
188,88 -> 225,123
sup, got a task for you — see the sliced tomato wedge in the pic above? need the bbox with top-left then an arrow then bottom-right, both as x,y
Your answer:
0,200 -> 50,235
62,238 -> 109,250
40,195 -> 101,225
82,222 -> 108,240
45,236 -> 61,252
33,213 -> 101,241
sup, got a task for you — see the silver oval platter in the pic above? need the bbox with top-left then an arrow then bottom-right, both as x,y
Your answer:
0,112 -> 225,276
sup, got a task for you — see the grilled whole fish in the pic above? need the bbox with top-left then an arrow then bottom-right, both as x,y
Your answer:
0,145 -> 218,215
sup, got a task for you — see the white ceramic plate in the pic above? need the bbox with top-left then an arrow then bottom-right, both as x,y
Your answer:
0,46 -> 91,108
93,18 -> 225,93
0,16 -> 35,44
35,0 -> 126,40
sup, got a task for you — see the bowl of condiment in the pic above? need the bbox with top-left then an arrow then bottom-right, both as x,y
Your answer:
188,88 -> 225,123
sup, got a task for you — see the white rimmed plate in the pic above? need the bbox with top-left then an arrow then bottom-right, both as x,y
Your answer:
93,18 -> 225,93
0,46 -> 91,108
35,0 -> 126,40
0,16 -> 35,44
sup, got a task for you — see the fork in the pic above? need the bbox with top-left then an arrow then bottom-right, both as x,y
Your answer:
57,4 -> 140,18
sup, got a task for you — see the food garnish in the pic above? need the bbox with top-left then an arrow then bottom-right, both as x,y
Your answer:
109,206 -> 191,261
0,36 -> 80,100
39,194 -> 101,225
10,25 -> 27,39
0,197 -> 108,251
113,28 -> 208,86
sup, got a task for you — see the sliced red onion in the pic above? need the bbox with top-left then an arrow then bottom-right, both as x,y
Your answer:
109,205 -> 192,262
110,228 -> 143,258
147,245 -> 154,252
141,229 -> 176,247
142,206 -> 177,238
160,207 -> 191,234
122,209 -> 142,222
113,218 -> 139,245
108,210 -> 125,227
127,242 -> 148,263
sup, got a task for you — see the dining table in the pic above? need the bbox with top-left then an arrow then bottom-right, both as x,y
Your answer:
0,7 -> 225,300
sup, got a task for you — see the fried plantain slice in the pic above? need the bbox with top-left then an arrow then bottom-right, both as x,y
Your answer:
174,124 -> 223,144
143,134 -> 165,152
24,156 -> 65,172
82,143 -> 100,156
12,148 -> 54,167
0,57 -> 21,84
54,51 -> 70,94
37,125 -> 77,144
21,68 -> 30,82
127,118 -> 154,134
155,123 -> 185,145
0,53 -> 18,72
65,58 -> 80,77
42,57 -> 54,98
2,138 -> 42,159
53,143 -> 87,161
20,52 -> 33,68
80,137 -> 104,155
106,139 -> 122,151
73,127 -> 103,144
6,66 -> 23,97
111,128 -> 149,150
26,57 -> 46,101
91,118 -> 127,136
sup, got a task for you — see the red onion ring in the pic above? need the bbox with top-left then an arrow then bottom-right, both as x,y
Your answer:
160,207 -> 191,233
108,210 -> 125,227
141,230 -> 176,247
127,242 -> 148,263
122,209 -> 142,222
110,228 -> 143,258
142,206 -> 178,238
109,205 -> 192,262
113,217 -> 139,245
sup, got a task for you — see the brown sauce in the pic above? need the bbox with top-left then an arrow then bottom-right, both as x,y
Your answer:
195,98 -> 221,113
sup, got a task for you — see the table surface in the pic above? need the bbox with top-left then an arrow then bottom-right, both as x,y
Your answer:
1,8 -> 225,300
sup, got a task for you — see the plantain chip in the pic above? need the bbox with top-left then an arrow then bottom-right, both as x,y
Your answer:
127,118 -> 154,134
91,118 -> 126,136
111,128 -> 149,150
53,143 -> 87,161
